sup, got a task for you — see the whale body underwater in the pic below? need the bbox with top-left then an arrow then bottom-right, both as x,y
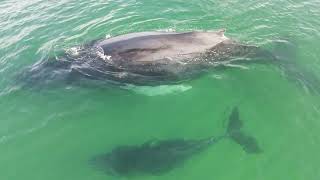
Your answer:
21,29 -> 275,86
91,107 -> 261,176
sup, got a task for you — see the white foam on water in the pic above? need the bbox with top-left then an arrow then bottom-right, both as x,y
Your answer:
66,46 -> 81,56
0,85 -> 21,97
164,28 -> 176,32
105,34 -> 111,39
224,63 -> 250,69
210,74 -> 224,79
156,28 -> 176,32
123,84 -> 192,96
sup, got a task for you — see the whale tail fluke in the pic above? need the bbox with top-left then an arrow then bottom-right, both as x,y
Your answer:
226,107 -> 261,154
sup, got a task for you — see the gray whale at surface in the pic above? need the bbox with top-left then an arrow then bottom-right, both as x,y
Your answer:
91,107 -> 261,176
19,29 -> 320,93
20,29 -> 270,86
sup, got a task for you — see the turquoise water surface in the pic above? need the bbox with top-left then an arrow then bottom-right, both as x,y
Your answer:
1,0 -> 320,179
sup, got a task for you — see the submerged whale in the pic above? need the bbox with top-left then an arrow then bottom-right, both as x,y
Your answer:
21,29 -> 269,86
91,107 -> 261,176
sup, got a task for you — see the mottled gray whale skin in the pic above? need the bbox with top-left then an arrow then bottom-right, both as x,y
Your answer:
91,107 -> 261,176
22,30 -> 262,86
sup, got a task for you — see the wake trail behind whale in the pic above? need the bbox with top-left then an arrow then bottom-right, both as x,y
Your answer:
270,40 -> 320,95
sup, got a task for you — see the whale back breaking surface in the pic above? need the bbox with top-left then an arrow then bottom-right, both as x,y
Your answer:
94,31 -> 229,64
20,30 -> 262,86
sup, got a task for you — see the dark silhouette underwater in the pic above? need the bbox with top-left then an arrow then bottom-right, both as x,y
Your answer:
91,107 -> 261,177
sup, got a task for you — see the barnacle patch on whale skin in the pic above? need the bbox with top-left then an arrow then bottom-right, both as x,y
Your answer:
96,46 -> 112,61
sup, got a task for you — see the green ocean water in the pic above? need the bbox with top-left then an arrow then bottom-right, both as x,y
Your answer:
1,0 -> 320,179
